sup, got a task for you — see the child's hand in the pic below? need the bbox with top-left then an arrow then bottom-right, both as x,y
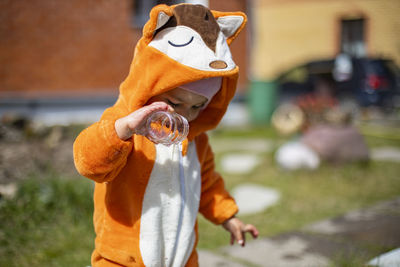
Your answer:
115,101 -> 173,140
222,216 -> 259,247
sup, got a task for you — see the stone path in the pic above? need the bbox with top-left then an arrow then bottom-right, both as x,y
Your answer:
199,197 -> 400,267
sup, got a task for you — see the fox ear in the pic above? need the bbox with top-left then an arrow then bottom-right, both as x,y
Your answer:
217,15 -> 245,39
155,11 -> 171,31
142,5 -> 173,42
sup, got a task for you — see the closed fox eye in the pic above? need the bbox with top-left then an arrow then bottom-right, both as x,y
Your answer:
168,36 -> 194,47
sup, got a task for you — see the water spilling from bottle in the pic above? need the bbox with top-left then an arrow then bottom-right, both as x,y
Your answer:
140,111 -> 189,146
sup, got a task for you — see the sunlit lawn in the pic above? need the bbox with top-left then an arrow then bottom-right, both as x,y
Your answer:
0,172 -> 95,267
1,125 -> 399,266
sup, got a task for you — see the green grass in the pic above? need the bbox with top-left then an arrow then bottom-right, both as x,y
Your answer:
0,172 -> 95,267
1,125 -> 399,266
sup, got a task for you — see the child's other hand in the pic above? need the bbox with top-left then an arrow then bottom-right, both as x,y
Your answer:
222,216 -> 259,247
115,101 -> 173,140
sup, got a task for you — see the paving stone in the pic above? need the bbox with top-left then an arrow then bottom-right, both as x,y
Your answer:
371,147 -> 400,162
222,235 -> 330,267
304,197 -> 400,248
209,138 -> 274,154
275,141 -> 320,170
221,154 -> 261,174
368,247 -> 400,267
198,249 -> 247,267
231,184 -> 280,215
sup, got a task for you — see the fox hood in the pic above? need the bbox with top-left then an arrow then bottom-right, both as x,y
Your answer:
117,4 -> 246,139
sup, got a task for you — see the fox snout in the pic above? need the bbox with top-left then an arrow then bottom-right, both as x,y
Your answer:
209,60 -> 228,69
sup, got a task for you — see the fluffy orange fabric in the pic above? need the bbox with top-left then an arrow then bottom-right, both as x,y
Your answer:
73,4 -> 246,267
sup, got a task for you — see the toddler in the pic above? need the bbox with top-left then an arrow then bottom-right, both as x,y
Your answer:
74,4 -> 258,267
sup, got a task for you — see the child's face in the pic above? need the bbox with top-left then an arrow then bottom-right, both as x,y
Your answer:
149,87 -> 208,122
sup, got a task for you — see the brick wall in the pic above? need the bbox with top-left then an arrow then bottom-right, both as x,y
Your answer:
0,0 -> 250,97
0,0 -> 141,96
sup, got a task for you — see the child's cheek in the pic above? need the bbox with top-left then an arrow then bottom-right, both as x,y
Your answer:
185,109 -> 202,122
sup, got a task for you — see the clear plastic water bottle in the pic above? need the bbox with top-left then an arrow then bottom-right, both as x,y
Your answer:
138,111 -> 189,146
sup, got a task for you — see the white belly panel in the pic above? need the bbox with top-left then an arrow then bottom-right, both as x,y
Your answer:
139,142 -> 201,267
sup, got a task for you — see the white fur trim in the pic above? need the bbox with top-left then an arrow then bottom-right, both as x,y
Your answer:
149,25 -> 236,71
139,142 -> 201,267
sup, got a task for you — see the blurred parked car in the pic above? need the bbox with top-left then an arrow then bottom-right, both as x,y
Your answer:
276,57 -> 400,109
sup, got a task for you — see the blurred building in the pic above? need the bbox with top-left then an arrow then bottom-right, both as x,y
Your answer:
0,0 -> 248,124
2,0 -> 399,126
248,0 -> 400,123
250,0 -> 400,81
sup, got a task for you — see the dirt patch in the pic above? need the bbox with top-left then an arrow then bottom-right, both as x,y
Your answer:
0,115 -> 83,184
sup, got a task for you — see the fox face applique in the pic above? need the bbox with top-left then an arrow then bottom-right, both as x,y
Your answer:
149,4 -> 245,72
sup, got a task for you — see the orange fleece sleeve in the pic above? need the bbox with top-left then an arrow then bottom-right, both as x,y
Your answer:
73,99 -> 133,183
197,133 -> 238,224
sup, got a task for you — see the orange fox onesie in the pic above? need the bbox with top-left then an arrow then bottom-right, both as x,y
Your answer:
73,4 -> 247,267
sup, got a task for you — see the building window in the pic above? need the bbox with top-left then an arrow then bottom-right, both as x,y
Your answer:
132,0 -> 185,28
340,18 -> 366,57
